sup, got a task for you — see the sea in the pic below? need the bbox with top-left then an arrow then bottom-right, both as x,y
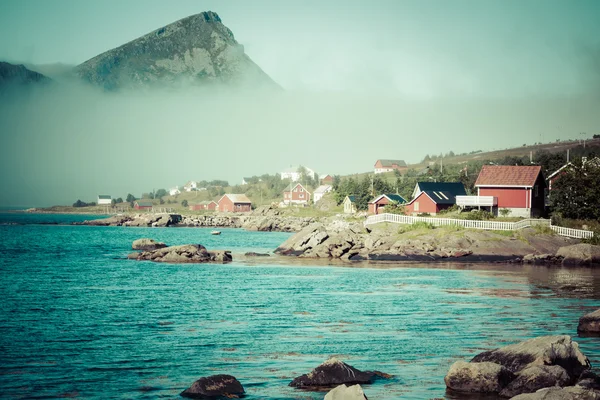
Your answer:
0,212 -> 599,399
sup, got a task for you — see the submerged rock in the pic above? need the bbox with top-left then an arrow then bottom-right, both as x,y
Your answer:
132,238 -> 167,250
509,386 -> 600,399
444,360 -> 514,393
289,358 -> 388,389
130,244 -> 232,263
324,384 -> 368,400
578,309 -> 600,334
180,374 -> 244,398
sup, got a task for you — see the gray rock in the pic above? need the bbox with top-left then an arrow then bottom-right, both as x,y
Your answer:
509,386 -> 600,399
578,309 -> 600,334
132,244 -> 231,263
500,365 -> 571,398
471,335 -> 590,378
289,358 -> 387,389
444,360 -> 515,393
556,244 -> 600,266
132,238 -> 167,250
324,384 -> 368,400
181,374 -> 244,398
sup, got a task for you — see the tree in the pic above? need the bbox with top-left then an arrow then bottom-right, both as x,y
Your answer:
550,159 -> 600,220
126,194 -> 136,203
181,200 -> 189,208
155,189 -> 167,198
111,198 -> 117,207
72,199 -> 88,207
115,197 -> 123,203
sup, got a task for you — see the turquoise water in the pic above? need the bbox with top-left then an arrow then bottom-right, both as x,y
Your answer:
0,214 -> 599,399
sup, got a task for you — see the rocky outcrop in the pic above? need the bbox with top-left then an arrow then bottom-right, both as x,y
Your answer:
445,336 -> 591,398
509,386 -> 600,399
181,374 -> 244,398
289,358 -> 387,389
578,309 -> 600,334
83,214 -> 181,227
556,244 -> 600,266
132,238 -> 167,250
324,384 -> 368,400
128,244 -> 231,263
76,11 -> 278,90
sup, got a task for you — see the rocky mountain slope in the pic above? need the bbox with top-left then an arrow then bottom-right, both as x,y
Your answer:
0,62 -> 51,87
76,11 -> 278,90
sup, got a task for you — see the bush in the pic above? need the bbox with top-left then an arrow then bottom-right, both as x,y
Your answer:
462,210 -> 495,220
417,212 -> 431,217
181,200 -> 189,208
499,208 -> 511,217
583,231 -> 600,245
439,205 -> 459,214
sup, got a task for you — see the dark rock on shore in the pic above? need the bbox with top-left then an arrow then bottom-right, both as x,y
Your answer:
244,252 -> 270,257
132,238 -> 167,250
129,244 -> 232,263
510,386 -> 600,399
180,374 -> 244,399
578,309 -> 600,334
445,335 -> 591,397
289,358 -> 388,389
83,214 -> 181,227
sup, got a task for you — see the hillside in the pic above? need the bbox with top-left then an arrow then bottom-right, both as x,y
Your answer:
76,11 -> 279,90
0,62 -> 51,87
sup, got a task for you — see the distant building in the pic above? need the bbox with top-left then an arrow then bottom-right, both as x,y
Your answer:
283,183 -> 311,205
368,193 -> 407,215
320,174 -> 334,184
183,181 -> 198,192
374,159 -> 408,174
547,157 -> 600,192
134,200 -> 153,210
189,200 -> 218,211
169,186 -> 181,196
313,185 -> 332,203
97,195 -> 112,205
343,195 -> 357,214
280,166 -> 316,182
218,194 -> 252,212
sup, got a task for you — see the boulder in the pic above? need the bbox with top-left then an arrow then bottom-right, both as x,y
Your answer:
499,365 -> 570,398
244,252 -> 270,257
132,238 -> 167,250
180,374 -> 244,398
444,361 -> 515,393
509,386 -> 600,399
324,384 -> 368,400
132,244 -> 232,263
556,244 -> 600,266
578,309 -> 600,334
577,371 -> 600,391
471,335 -> 590,379
289,358 -> 385,389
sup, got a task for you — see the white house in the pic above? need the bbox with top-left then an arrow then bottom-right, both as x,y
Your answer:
280,166 -> 316,182
183,181 -> 198,192
343,196 -> 357,214
97,195 -> 112,205
313,185 -> 332,203
169,186 -> 181,196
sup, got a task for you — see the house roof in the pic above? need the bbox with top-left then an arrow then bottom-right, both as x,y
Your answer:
475,165 -> 543,187
415,182 -> 466,196
314,185 -> 332,194
222,194 -> 251,204
284,182 -> 310,194
422,190 -> 459,205
369,193 -> 407,204
135,200 -> 153,207
196,200 -> 217,205
345,195 -> 356,202
376,159 -> 407,167
547,163 -> 571,180
98,195 -> 111,199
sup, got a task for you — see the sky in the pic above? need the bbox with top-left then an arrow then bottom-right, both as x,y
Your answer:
1,0 -> 599,206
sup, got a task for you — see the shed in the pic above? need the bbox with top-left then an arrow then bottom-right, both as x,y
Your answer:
368,193 -> 407,215
218,194 -> 252,213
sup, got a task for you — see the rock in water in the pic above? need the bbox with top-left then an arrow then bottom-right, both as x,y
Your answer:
578,309 -> 600,334
131,244 -> 232,263
132,238 -> 167,250
181,374 -> 244,398
324,384 -> 368,400
76,11 -> 279,90
499,365 -> 570,398
509,386 -> 600,399
289,358 -> 385,389
470,335 -> 590,379
444,361 -> 515,393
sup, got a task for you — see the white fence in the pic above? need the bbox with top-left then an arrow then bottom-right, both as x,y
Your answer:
364,213 -> 593,239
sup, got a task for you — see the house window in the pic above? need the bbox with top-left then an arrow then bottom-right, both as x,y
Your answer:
414,202 -> 419,211
300,194 -> 304,199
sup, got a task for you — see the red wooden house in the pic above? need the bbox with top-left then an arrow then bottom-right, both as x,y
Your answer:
474,165 -> 545,218
404,182 -> 467,215
374,159 -> 408,174
321,175 -> 334,185
283,183 -> 311,205
218,194 -> 252,213
134,200 -> 153,210
189,200 -> 218,211
368,193 -> 407,214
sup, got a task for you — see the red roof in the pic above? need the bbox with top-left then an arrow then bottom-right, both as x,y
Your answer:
475,165 -> 542,187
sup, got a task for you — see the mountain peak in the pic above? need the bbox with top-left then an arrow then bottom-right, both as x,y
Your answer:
76,11 -> 278,90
